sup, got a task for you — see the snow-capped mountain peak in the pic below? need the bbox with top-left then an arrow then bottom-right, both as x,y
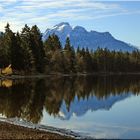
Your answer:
52,22 -> 71,31
43,22 -> 138,51
73,26 -> 87,33
43,22 -> 72,42
54,22 -> 70,27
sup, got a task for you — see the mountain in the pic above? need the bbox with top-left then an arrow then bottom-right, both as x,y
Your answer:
58,93 -> 131,120
43,22 -> 137,51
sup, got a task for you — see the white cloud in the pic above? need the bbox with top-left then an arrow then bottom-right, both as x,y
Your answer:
91,10 -> 140,20
0,6 -> 4,12
0,0 -> 139,32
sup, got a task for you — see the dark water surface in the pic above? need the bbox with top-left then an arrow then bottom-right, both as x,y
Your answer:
0,75 -> 140,139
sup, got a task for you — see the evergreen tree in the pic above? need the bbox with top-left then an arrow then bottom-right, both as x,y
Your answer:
64,37 -> 71,51
44,34 -> 61,52
51,34 -> 62,50
84,48 -> 93,72
51,50 -> 64,73
3,23 -> 13,65
2,23 -> 24,71
44,34 -> 62,73
63,37 -> 76,73
44,35 -> 53,52
76,47 -> 83,72
30,25 -> 46,73
20,24 -> 35,73
0,32 -> 9,68
11,32 -> 25,71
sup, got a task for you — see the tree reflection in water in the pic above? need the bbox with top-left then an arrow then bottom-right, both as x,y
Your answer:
0,75 -> 140,123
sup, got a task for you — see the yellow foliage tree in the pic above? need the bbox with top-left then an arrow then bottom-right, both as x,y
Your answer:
1,64 -> 13,75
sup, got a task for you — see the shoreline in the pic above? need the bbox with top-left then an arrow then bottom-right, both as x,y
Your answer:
0,117 -> 87,139
0,121 -> 70,139
1,72 -> 140,79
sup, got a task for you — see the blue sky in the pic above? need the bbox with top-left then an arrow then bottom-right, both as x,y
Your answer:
0,0 -> 140,47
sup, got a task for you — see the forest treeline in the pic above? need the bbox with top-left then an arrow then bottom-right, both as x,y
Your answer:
0,24 -> 140,74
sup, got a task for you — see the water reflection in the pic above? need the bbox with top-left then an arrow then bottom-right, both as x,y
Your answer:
0,79 -> 13,88
0,75 -> 140,123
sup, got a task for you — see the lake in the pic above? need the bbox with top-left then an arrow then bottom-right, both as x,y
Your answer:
0,75 -> 140,139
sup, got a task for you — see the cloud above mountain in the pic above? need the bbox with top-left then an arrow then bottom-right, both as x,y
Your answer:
0,0 -> 140,32
0,1 -> 140,47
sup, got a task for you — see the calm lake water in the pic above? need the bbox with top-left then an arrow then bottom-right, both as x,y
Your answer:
0,75 -> 140,139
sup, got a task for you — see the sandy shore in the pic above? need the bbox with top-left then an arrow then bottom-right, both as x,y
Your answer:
0,121 -> 71,139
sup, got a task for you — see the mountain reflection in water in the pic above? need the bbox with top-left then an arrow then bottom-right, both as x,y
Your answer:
0,75 -> 140,124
